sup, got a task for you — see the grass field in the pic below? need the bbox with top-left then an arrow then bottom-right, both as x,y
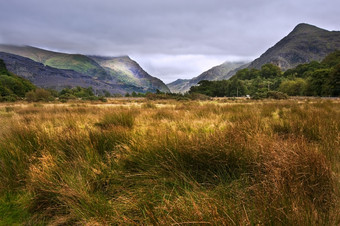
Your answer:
0,98 -> 339,225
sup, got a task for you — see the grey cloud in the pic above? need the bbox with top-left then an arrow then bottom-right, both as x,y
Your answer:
0,0 -> 339,81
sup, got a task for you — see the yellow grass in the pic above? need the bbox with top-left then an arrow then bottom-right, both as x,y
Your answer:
0,98 -> 339,225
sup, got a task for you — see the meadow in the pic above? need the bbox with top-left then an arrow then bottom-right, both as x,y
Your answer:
0,98 -> 339,225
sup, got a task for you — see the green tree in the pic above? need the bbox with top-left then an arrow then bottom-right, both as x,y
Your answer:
329,63 -> 340,96
260,64 -> 281,79
279,78 -> 307,96
305,69 -> 331,96
25,89 -> 52,102
0,59 -> 8,75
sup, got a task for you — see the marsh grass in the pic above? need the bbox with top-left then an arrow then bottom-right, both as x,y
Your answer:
0,99 -> 339,225
95,109 -> 138,129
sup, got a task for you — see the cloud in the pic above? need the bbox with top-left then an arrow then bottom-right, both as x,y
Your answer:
131,54 -> 254,84
0,0 -> 339,81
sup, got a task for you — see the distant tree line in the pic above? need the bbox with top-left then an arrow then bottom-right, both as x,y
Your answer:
189,51 -> 340,98
25,87 -> 108,102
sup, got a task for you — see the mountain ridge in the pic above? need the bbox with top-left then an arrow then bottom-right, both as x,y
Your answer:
0,51 -> 138,94
248,23 -> 340,70
0,44 -> 170,93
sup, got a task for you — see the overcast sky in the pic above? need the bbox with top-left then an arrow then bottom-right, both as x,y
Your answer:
0,0 -> 339,83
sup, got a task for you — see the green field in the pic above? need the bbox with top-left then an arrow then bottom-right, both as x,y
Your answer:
0,98 -> 339,225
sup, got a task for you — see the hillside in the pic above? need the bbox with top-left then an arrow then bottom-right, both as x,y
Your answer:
168,61 -> 247,93
249,23 -> 340,70
89,56 -> 170,92
0,45 -> 169,93
0,52 -> 138,94
0,45 -> 109,79
0,58 -> 35,101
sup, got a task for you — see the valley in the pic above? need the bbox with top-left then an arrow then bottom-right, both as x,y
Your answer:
0,21 -> 339,225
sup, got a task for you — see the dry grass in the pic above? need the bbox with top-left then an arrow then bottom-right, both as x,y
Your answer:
0,98 -> 339,225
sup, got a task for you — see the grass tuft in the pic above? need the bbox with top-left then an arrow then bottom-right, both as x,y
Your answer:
95,110 -> 137,129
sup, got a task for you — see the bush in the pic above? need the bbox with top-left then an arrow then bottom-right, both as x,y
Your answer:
25,89 -> 53,102
0,94 -> 18,102
252,91 -> 267,99
186,93 -> 211,100
267,91 -> 288,99
58,94 -> 77,102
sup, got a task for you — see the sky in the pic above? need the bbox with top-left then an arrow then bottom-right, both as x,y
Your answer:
0,0 -> 339,83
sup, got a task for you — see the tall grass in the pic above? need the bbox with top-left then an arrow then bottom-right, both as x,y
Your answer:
0,99 -> 339,224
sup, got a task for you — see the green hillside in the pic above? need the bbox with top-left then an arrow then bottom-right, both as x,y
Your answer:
0,59 -> 35,101
0,45 -> 109,79
90,56 -> 170,93
44,54 -> 109,79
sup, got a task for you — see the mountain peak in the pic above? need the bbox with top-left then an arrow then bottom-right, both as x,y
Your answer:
248,23 -> 340,71
290,23 -> 327,34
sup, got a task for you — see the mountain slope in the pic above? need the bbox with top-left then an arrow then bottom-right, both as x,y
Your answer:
89,56 -> 170,92
168,61 -> 247,93
0,45 -> 109,79
0,58 -> 35,100
0,52 -> 140,94
249,23 -> 340,70
0,45 -> 169,93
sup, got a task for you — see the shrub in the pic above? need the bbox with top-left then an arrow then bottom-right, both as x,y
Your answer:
0,94 -> 18,102
25,89 -> 53,102
186,93 -> 211,100
267,91 -> 288,99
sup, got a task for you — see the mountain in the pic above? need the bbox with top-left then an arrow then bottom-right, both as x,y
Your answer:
0,45 -> 169,93
89,56 -> 169,92
249,23 -> 340,70
0,52 -> 134,94
167,61 -> 247,93
170,23 -> 340,93
0,45 -> 109,79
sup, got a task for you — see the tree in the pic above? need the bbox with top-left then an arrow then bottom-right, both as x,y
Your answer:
305,69 -> 331,96
321,50 -> 340,67
0,59 -> 8,75
329,63 -> 340,96
230,79 -> 246,97
260,64 -> 281,79
103,90 -> 111,97
131,91 -> 138,97
25,89 -> 52,102
279,78 -> 307,96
